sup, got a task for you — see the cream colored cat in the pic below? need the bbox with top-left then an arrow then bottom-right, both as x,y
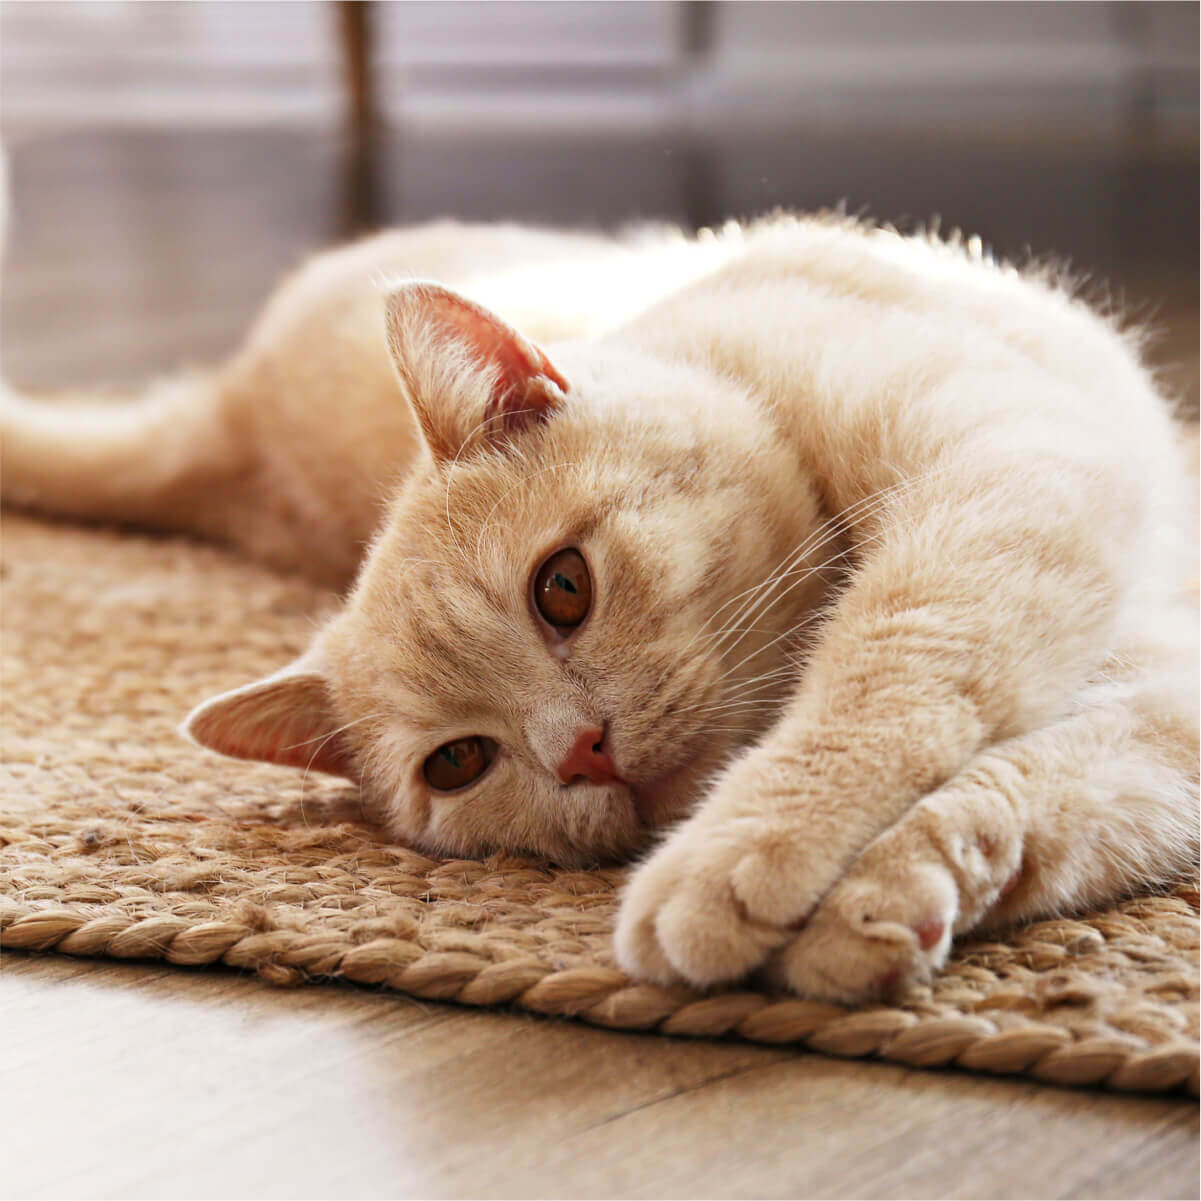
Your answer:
4,212 -> 1197,1004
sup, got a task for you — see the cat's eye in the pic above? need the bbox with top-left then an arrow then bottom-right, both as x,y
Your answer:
422,736 -> 498,792
533,547 -> 592,631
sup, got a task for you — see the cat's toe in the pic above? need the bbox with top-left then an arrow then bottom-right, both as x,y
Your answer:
765,862 -> 958,1004
614,826 -> 820,989
612,860 -> 684,985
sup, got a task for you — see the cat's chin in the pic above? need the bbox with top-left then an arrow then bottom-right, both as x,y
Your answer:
626,731 -> 740,834
629,762 -> 704,831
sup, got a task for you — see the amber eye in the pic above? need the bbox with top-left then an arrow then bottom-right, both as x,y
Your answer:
533,547 -> 592,631
422,736 -> 498,792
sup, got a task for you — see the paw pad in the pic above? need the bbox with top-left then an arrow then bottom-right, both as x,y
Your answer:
913,917 -> 945,951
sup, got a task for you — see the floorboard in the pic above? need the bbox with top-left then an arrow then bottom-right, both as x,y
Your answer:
3,955 -> 1197,1200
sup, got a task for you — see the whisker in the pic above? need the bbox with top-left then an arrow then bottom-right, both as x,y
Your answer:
708,463 -> 953,661
696,676 -> 797,715
472,460 -> 580,571
671,664 -> 798,721
442,404 -> 544,565
707,463 -> 957,669
284,711 -> 385,752
696,698 -> 789,719
296,711 -> 386,830
680,492 -> 857,659
710,601 -> 834,691
691,624 -> 781,646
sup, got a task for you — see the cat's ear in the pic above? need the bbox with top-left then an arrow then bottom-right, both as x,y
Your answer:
182,658 -> 354,778
384,281 -> 570,463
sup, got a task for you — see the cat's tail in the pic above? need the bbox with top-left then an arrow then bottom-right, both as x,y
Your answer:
0,147 -> 244,534
0,371 -> 243,532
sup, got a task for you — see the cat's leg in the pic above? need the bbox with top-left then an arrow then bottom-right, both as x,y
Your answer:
615,447 -> 1182,989
765,646 -> 1199,1002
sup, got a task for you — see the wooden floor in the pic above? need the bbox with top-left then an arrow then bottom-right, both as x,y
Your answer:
1,129 -> 1198,1199
4,954 -> 1199,1201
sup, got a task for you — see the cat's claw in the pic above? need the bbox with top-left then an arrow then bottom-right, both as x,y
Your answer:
762,854 -> 959,1004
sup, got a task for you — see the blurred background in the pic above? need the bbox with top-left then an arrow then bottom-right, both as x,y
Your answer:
1,0 -> 1197,409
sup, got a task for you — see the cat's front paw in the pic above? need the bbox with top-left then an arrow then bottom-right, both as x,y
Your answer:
764,776 -> 1027,1003
763,851 -> 959,1004
614,814 -> 834,989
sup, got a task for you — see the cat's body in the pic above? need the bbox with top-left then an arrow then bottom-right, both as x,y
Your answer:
4,211 -> 1197,1003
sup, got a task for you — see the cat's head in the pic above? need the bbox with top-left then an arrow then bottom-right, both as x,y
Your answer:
186,282 -> 831,864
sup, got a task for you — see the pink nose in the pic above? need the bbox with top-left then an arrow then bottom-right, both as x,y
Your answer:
557,724 -> 622,786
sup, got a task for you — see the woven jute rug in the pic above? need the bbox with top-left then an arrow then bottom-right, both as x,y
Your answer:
2,513 -> 1197,1095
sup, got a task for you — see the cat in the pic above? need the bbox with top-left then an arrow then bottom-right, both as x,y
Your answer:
3,210 -> 1197,1004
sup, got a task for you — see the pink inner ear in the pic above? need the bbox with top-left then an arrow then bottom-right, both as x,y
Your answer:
427,292 -> 568,437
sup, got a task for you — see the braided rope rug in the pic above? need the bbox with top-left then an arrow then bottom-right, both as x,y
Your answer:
2,513 -> 1197,1095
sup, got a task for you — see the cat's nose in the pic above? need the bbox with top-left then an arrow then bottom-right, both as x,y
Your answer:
557,724 -> 623,786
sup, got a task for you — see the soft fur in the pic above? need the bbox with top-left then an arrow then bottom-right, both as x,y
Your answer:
4,211 -> 1197,1004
